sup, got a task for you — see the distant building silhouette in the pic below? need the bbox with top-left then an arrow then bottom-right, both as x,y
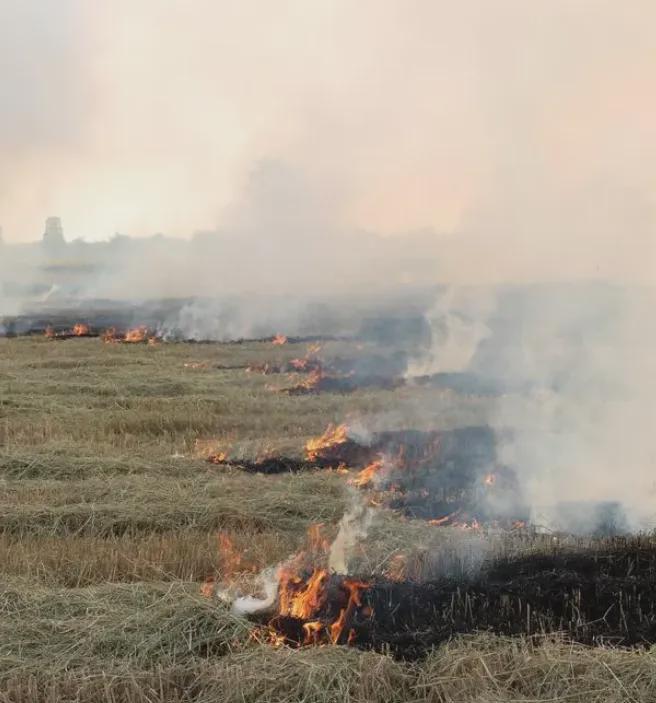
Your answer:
43,217 -> 66,252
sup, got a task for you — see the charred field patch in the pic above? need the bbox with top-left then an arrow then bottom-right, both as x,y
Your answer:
1,336 -> 656,702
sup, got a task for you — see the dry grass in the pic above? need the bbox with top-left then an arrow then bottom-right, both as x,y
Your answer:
2,636 -> 655,702
0,580 -> 251,676
0,529 -> 301,586
0,337 -> 653,702
0,473 -> 346,537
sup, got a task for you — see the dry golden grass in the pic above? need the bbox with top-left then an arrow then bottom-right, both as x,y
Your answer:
0,472 -> 346,537
0,337 -> 653,702
0,529 -> 300,586
2,635 -> 655,703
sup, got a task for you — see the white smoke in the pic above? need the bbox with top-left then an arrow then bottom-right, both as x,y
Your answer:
406,287 -> 495,376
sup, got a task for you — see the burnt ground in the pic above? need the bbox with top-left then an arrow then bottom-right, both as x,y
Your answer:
213,426 -> 527,523
266,541 -> 656,659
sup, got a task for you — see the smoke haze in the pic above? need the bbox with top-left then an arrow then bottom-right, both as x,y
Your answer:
1,0 -> 654,285
1,2 -> 655,530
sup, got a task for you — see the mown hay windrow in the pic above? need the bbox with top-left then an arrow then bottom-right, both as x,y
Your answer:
2,636 -> 656,703
0,581 -> 251,676
0,473 -> 346,537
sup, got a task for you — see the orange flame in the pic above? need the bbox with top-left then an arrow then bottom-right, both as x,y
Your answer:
306,523 -> 331,554
349,458 -> 384,489
44,326 -> 56,339
329,578 -> 368,644
200,576 -> 215,598
428,510 -> 460,527
272,333 -> 288,345
305,423 -> 349,461
294,367 -> 325,392
218,533 -> 247,577
124,326 -> 149,343
302,621 -> 324,644
279,568 -> 329,619
289,357 -> 310,371
483,473 -> 496,486
72,323 -> 90,336
274,566 -> 370,646
101,327 -> 118,343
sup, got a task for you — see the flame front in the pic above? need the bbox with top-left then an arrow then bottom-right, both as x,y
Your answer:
350,458 -> 384,488
272,333 -> 288,345
219,523 -> 373,648
279,568 -> 329,619
328,578 -> 368,644
102,328 -> 118,343
72,323 -> 90,336
274,566 -> 369,646
305,423 -> 349,461
293,367 -> 325,393
124,326 -> 149,343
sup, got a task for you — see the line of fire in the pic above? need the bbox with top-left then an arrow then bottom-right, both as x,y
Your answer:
1,319 -> 655,658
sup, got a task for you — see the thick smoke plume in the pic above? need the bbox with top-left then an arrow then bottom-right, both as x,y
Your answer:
0,1 -> 654,531
1,1 -> 654,284
413,284 -> 656,532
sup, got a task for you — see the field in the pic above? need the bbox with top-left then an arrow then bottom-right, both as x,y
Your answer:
1,336 -> 655,702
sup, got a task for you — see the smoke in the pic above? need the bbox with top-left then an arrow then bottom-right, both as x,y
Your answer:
1,1 -> 654,534
413,284 -> 656,532
229,567 -> 280,616
1,1 -> 654,286
328,497 -> 374,574
406,287 -> 495,376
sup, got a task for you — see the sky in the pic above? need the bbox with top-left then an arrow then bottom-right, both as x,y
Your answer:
0,0 -> 654,282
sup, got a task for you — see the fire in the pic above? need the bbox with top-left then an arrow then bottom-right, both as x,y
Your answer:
349,458 -> 384,489
44,326 -> 56,339
328,578 -> 368,645
102,327 -> 118,343
428,511 -> 461,527
289,357 -> 311,371
254,445 -> 276,464
306,343 -> 322,356
279,568 -> 329,619
124,326 -> 149,343
272,334 -> 288,345
305,423 -> 350,462
483,473 -> 497,486
292,367 -> 325,393
208,451 -> 229,464
302,621 -> 324,644
72,323 -> 90,336
460,518 -> 481,530
200,576 -> 215,598
274,566 -> 370,646
306,523 -> 330,554
218,533 -> 247,577
220,523 -> 372,648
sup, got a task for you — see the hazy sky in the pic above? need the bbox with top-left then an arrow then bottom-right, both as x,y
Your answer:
1,1 -> 654,281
